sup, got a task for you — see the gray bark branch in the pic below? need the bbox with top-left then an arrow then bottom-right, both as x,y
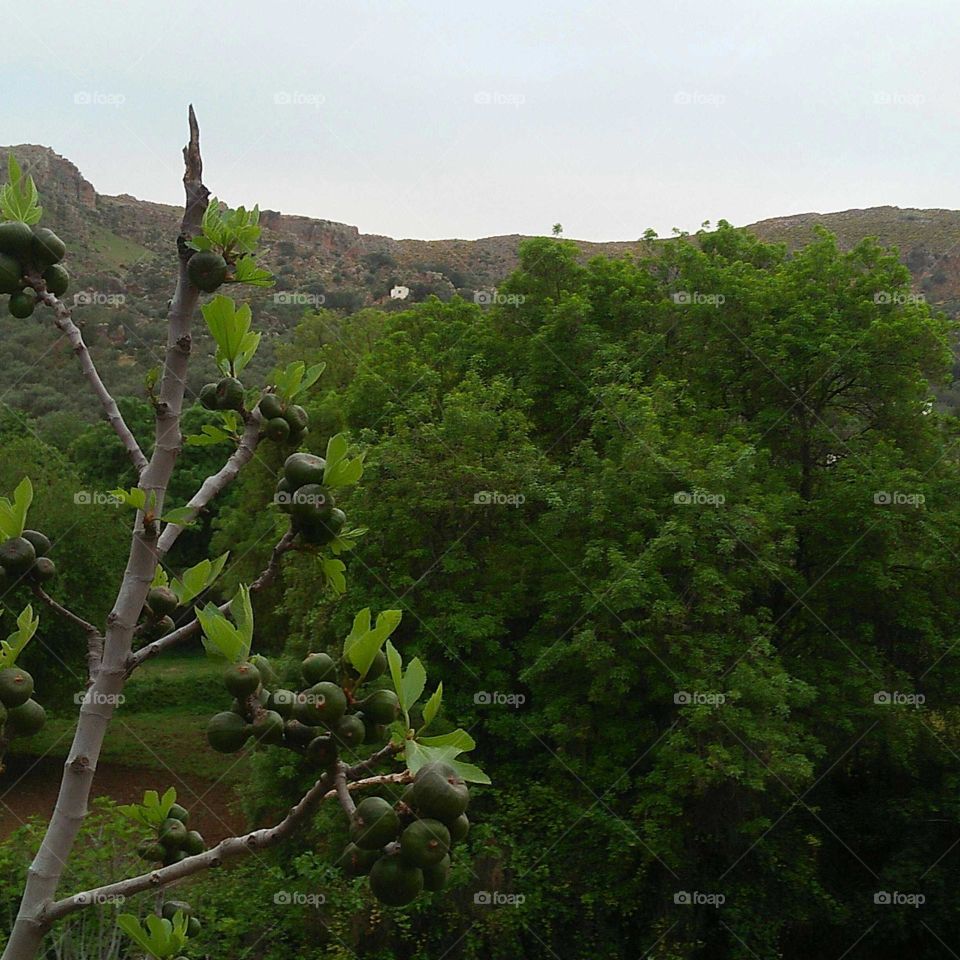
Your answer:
1,107 -> 209,960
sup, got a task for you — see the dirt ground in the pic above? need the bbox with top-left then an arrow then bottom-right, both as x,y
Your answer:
0,755 -> 247,842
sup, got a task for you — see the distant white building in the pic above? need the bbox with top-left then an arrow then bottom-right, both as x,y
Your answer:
390,285 -> 410,300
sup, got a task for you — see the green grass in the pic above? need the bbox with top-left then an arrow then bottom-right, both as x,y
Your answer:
85,223 -> 156,270
9,652 -> 250,783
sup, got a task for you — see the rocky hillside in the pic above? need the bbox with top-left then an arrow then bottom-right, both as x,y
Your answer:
3,143 -> 960,424
6,144 -> 960,321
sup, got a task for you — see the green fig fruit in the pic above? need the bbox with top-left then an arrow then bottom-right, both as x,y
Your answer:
223,662 -> 261,699
301,652 -> 337,685
333,713 -> 365,749
358,689 -> 400,725
206,711 -> 250,753
182,830 -> 205,855
0,537 -> 35,576
369,853 -> 423,906
337,842 -> 381,877
43,264 -> 69,296
0,253 -> 21,294
30,557 -> 55,582
448,814 -> 470,843
251,709 -> 285,745
0,667 -> 34,708
5,698 -> 45,737
215,376 -> 244,411
198,383 -> 219,410
265,417 -> 290,442
32,227 -> 66,265
411,764 -> 469,824
0,221 -> 33,259
21,530 -> 51,557
350,796 -> 400,850
258,394 -> 285,420
283,452 -> 326,489
158,818 -> 188,849
8,290 -> 35,318
284,404 -> 308,431
400,818 -> 450,868
187,250 -> 228,292
146,586 -> 178,617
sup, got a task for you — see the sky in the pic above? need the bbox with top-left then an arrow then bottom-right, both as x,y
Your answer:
1,0 -> 958,242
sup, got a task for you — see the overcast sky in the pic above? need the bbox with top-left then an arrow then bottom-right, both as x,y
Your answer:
1,0 -> 957,242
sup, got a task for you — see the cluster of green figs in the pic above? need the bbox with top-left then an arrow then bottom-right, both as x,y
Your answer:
342,760 -> 472,905
205,649 -> 397,758
0,528 -> 56,587
205,649 -> 471,905
0,220 -> 68,317
0,662 -> 44,743
136,803 -> 206,869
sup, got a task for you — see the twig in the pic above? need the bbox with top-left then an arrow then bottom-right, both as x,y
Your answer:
324,769 -> 411,806
31,586 -> 99,638
155,415 -> 262,558
34,290 -> 148,475
250,529 -> 298,591
31,586 -> 103,682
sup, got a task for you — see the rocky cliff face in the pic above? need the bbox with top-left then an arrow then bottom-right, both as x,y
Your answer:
4,144 -> 960,323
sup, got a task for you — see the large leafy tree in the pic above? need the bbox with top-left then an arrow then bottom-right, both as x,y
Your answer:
229,222 -> 960,957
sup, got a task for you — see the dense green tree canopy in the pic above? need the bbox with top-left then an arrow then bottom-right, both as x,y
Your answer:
210,223 -> 960,957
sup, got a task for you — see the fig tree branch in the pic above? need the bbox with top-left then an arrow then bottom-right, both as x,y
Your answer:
334,762 -> 357,816
127,530 -> 298,671
43,758 -> 405,925
155,414 -> 262,558
325,768 -> 410,806
30,586 -> 103,682
34,290 -> 148,476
